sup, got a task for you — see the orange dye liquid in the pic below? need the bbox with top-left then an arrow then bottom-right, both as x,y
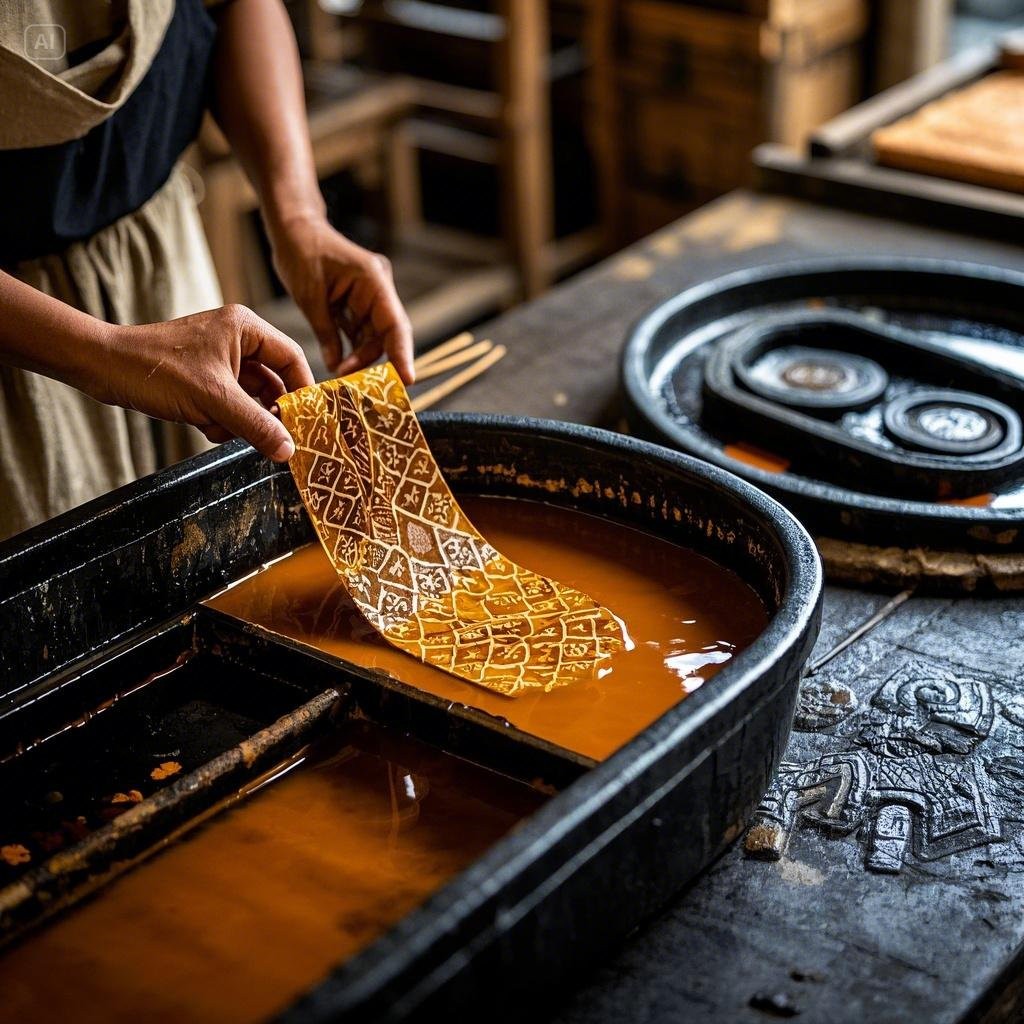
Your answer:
209,496 -> 769,761
723,442 -> 791,475
0,727 -> 544,1024
0,499 -> 768,1022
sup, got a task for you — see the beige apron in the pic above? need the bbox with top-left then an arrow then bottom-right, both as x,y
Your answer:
0,0 -> 219,541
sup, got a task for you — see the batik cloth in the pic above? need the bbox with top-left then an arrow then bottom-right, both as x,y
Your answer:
278,364 -> 625,696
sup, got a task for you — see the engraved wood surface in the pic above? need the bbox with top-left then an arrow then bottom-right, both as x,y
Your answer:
424,190 -> 1024,1023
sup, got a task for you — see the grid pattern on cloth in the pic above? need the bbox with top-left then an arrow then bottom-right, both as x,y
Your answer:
278,364 -> 625,696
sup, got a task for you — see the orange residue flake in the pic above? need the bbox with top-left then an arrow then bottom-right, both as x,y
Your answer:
150,762 -> 182,781
109,790 -> 144,805
1,844 -> 31,866
100,789 -> 147,821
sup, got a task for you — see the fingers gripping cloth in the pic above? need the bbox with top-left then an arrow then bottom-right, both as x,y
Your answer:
277,364 -> 625,696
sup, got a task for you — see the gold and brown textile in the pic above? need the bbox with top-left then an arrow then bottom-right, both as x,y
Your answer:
278,364 -> 626,696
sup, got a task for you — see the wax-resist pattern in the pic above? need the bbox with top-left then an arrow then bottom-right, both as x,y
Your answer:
278,364 -> 625,696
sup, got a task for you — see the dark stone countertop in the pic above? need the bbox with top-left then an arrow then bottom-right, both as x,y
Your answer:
427,190 -> 1024,1024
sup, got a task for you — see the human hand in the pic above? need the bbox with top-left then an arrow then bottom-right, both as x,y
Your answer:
269,215 -> 415,384
96,304 -> 315,461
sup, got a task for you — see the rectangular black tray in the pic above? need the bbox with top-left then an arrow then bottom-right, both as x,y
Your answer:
0,414 -> 820,1022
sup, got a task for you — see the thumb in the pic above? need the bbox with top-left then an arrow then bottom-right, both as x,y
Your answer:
213,381 -> 296,462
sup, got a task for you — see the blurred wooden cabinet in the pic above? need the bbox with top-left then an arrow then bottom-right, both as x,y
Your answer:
589,0 -> 870,242
197,0 -> 877,328
328,1 -> 604,300
874,0 -> 952,92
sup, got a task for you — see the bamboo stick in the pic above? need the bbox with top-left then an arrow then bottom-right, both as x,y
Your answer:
413,339 -> 494,381
413,331 -> 475,370
411,345 -> 507,412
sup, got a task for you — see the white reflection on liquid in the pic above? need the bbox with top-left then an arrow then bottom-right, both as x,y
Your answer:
663,642 -> 735,693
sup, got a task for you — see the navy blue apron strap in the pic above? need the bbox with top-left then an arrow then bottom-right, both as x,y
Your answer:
0,0 -> 217,266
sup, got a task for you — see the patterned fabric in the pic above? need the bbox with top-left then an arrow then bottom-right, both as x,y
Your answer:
278,364 -> 625,696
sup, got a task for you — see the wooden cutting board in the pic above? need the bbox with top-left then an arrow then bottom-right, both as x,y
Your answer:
872,70 -> 1024,193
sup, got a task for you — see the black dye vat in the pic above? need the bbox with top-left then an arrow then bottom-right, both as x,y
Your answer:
0,415 -> 820,1023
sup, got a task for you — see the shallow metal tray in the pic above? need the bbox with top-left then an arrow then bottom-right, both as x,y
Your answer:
621,258 -> 1024,560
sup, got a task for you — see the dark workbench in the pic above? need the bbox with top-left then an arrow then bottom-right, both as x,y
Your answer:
431,191 -> 1024,1024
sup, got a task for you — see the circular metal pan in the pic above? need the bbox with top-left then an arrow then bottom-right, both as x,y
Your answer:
737,345 -> 889,412
620,258 -> 1024,589
882,389 -> 1020,457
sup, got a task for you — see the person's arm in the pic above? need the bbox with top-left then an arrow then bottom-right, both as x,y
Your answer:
209,0 -> 415,383
0,270 -> 313,461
